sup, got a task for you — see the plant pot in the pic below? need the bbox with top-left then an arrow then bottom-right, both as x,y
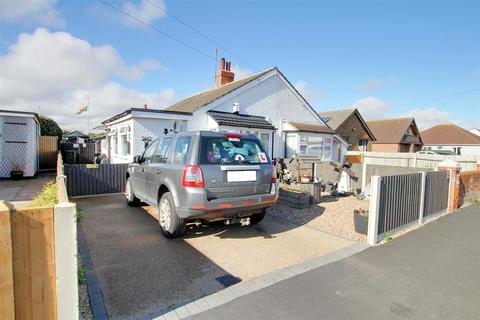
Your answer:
354,212 -> 368,235
10,170 -> 24,180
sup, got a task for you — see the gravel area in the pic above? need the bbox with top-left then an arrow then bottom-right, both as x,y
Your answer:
268,193 -> 369,242
78,255 -> 93,320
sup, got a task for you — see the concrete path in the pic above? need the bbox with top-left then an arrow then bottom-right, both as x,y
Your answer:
186,204 -> 480,320
76,194 -> 358,319
0,174 -> 54,203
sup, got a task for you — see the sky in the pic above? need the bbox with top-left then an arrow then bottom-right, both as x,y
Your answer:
0,0 -> 479,132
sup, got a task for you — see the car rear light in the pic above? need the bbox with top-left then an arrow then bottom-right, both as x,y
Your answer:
182,165 -> 204,187
271,165 -> 277,183
224,133 -> 242,139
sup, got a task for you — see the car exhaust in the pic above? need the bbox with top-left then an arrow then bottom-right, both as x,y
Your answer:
224,217 -> 251,226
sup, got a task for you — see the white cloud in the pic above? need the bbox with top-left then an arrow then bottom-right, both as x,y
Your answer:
352,96 -> 392,120
122,0 -> 167,25
0,0 -> 64,27
294,80 -> 314,101
0,28 -> 174,131
231,65 -> 252,80
402,107 -> 452,130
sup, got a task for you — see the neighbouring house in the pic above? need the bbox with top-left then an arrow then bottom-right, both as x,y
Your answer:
101,59 -> 348,163
366,117 -> 423,152
318,108 -> 376,151
470,128 -> 480,137
0,109 -> 40,178
421,124 -> 480,155
102,108 -> 191,163
63,130 -> 89,143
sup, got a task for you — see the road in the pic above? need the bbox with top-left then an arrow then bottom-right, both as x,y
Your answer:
188,204 -> 480,320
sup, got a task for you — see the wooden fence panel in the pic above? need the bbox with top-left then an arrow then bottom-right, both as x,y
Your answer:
10,206 -> 57,320
0,202 -> 15,320
39,136 -> 58,170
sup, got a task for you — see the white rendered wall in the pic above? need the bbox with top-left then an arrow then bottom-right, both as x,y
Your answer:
188,74 -> 324,158
426,144 -> 480,156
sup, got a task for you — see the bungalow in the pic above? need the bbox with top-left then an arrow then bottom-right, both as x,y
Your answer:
318,108 -> 376,151
421,124 -> 480,155
101,59 -> 347,163
366,117 -> 423,153
0,109 -> 40,178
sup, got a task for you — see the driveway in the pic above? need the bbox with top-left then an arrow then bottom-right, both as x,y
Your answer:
187,204 -> 480,320
76,194 -> 356,319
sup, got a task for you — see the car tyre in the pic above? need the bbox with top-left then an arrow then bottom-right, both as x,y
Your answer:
125,177 -> 140,206
250,209 -> 266,224
158,192 -> 186,238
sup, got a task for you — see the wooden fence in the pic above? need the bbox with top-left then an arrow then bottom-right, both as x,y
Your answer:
0,203 -> 57,319
0,153 -> 78,319
60,142 -> 95,164
348,151 -> 480,171
39,136 -> 58,170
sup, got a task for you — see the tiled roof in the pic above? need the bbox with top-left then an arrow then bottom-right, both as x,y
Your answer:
208,111 -> 276,130
166,68 -> 274,113
318,108 -> 355,130
318,108 -> 376,140
287,121 -> 336,134
367,117 -> 419,144
421,124 -> 480,145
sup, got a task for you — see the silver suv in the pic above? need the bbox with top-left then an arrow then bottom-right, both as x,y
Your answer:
125,131 -> 278,238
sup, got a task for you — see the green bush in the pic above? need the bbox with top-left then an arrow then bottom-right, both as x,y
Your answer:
29,181 -> 58,207
38,115 -> 63,139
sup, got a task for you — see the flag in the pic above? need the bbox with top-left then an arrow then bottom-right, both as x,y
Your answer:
76,105 -> 88,115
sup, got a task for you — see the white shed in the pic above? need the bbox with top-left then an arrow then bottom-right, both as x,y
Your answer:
0,109 -> 40,178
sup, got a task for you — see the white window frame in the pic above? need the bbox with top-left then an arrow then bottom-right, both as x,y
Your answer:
285,132 -> 334,160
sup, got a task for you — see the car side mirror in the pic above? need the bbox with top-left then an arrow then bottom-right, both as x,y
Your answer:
133,155 -> 142,164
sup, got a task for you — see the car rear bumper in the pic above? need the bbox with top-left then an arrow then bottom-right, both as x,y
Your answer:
176,190 -> 278,220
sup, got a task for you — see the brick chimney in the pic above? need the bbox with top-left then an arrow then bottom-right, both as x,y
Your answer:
215,58 -> 235,87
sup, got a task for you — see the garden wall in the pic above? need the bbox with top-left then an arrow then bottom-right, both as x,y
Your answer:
459,170 -> 480,205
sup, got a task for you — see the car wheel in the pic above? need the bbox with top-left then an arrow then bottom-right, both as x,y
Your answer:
250,209 -> 266,224
125,177 -> 140,206
158,192 -> 186,238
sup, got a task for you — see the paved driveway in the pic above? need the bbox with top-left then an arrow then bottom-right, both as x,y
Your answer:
76,194 -> 356,319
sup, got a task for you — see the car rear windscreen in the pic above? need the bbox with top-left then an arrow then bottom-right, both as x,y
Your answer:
199,136 -> 269,165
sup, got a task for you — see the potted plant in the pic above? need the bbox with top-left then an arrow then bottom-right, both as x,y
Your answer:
353,209 -> 369,235
10,164 -> 25,180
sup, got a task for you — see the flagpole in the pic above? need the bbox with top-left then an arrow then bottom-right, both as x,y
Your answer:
87,95 -> 90,133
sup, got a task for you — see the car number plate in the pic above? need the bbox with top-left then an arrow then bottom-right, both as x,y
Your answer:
227,171 -> 256,182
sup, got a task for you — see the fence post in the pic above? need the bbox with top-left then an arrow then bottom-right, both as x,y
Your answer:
367,176 -> 381,245
0,201 -> 15,320
54,202 -> 79,320
361,161 -> 367,191
418,172 -> 426,224
437,159 -> 460,213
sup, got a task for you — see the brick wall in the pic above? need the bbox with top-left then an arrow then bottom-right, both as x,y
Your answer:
370,143 -> 400,152
459,170 -> 480,205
